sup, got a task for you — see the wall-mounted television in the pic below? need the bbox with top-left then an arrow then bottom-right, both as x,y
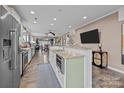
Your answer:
80,29 -> 100,43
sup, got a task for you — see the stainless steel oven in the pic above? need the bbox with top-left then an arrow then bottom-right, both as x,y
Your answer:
56,54 -> 64,74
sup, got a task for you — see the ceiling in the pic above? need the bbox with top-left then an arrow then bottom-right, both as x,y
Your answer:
11,5 -> 124,36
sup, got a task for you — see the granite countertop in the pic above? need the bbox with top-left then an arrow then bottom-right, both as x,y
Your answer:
50,45 -> 92,50
19,47 -> 32,53
50,49 -> 82,59
20,47 -> 31,50
65,46 -> 92,50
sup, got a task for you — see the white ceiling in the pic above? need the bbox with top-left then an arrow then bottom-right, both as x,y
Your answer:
11,5 -> 124,36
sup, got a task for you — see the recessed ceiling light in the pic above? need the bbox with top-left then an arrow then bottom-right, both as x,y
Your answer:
69,25 -> 72,28
53,18 -> 57,21
83,16 -> 87,19
30,11 -> 35,14
35,17 -> 38,20
50,23 -> 54,26
33,21 -> 37,24
58,9 -> 62,12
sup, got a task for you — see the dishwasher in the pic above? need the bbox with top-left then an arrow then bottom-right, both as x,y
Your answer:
22,51 -> 28,72
19,52 -> 23,76
20,50 -> 28,76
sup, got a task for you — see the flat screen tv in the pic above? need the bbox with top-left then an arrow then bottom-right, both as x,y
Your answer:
80,29 -> 100,43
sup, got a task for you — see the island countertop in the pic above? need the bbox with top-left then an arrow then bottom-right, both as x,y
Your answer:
50,49 -> 83,59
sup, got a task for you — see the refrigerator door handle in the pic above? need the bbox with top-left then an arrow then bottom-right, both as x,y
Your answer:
3,50 -> 4,59
9,30 -> 17,70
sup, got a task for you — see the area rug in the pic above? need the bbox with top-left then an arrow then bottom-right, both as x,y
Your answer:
37,63 -> 61,88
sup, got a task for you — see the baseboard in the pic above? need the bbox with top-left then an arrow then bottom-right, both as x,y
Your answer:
108,66 -> 124,74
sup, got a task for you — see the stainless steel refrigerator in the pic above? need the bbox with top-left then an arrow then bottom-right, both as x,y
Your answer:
0,6 -> 20,88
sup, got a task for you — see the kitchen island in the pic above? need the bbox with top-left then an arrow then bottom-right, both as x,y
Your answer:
49,46 -> 92,88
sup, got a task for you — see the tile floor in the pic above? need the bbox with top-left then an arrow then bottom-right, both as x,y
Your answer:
92,66 -> 124,88
19,50 -> 48,88
20,50 -> 124,88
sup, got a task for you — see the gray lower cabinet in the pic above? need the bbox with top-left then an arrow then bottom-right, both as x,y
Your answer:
65,57 -> 84,88
0,6 -> 20,88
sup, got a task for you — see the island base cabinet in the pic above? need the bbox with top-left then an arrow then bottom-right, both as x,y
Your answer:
65,57 -> 84,88
49,51 -> 56,70
49,50 -> 86,88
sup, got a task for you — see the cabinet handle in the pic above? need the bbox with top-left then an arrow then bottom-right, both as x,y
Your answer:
3,50 -> 4,59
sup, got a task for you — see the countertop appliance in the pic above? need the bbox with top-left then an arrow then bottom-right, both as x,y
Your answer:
56,54 -> 64,74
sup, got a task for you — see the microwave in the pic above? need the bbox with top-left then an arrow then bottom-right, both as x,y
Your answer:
56,54 -> 64,74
